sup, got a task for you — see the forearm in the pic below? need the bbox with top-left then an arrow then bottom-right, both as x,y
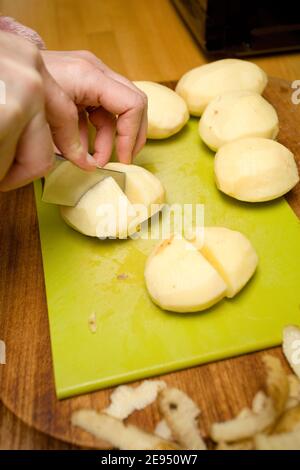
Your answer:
0,16 -> 45,49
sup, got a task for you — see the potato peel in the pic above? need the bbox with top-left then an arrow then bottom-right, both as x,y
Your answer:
216,439 -> 254,450
283,325 -> 300,379
263,355 -> 289,415
72,409 -> 180,450
255,425 -> 300,450
158,387 -> 206,450
104,380 -> 166,420
252,391 -> 268,414
285,374 -> 300,410
272,405 -> 300,434
154,419 -> 173,441
210,397 -> 275,442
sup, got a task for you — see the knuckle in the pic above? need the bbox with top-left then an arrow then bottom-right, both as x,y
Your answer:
23,70 -> 43,95
133,93 -> 146,112
43,156 -> 56,175
71,58 -> 92,78
7,101 -> 24,122
77,49 -> 97,62
140,91 -> 148,107
26,43 -> 42,67
66,103 -> 79,123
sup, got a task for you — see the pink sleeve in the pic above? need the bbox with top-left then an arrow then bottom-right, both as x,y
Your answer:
0,16 -> 45,49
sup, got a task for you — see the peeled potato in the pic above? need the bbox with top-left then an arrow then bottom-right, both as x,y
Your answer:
61,176 -> 137,238
60,163 -> 165,238
199,91 -> 279,150
191,227 -> 258,298
104,162 -> 165,210
134,81 -> 189,139
144,237 -> 227,312
145,227 -> 258,312
214,138 -> 299,202
175,59 -> 267,116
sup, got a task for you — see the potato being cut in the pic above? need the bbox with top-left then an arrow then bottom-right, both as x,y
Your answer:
192,227 -> 258,298
214,138 -> 299,202
59,163 -> 165,238
104,162 -> 165,213
144,237 -> 227,313
199,90 -> 278,150
61,177 -> 137,238
175,59 -> 267,116
134,81 -> 189,139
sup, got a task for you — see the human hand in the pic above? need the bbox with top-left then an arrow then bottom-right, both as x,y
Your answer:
0,32 -> 96,191
41,50 -> 148,166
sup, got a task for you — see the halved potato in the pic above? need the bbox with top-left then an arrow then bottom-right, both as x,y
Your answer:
192,227 -> 258,298
175,59 -> 267,116
59,163 -> 165,238
214,138 -> 299,202
60,176 -> 137,238
134,81 -> 189,139
144,237 -> 227,312
199,91 -> 278,150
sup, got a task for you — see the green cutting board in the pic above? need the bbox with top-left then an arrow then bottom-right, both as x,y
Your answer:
34,118 -> 300,399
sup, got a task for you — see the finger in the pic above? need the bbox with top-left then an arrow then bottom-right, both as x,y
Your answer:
0,108 -> 26,181
100,71 -> 148,157
115,104 -> 144,164
70,68 -> 146,163
74,54 -> 148,156
78,110 -> 89,153
41,66 -> 97,171
88,107 -> 116,167
74,50 -> 146,99
96,75 -> 145,163
0,112 -> 54,191
132,101 -> 148,157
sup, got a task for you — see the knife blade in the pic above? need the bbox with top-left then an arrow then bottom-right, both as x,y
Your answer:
42,154 -> 126,207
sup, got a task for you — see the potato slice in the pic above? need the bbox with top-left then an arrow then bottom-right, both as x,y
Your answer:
134,81 -> 189,138
199,91 -> 278,150
175,59 -> 267,116
192,227 -> 258,298
214,138 -> 299,202
144,237 -> 227,312
61,176 -> 137,238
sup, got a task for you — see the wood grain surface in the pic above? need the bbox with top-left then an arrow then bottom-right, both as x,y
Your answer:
1,0 -> 300,82
0,77 -> 299,449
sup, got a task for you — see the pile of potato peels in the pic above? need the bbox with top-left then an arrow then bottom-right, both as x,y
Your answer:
72,325 -> 300,450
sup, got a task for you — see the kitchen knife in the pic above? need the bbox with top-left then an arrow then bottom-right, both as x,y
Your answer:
42,154 -> 126,206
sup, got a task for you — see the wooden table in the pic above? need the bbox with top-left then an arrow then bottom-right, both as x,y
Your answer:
0,0 -> 300,450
